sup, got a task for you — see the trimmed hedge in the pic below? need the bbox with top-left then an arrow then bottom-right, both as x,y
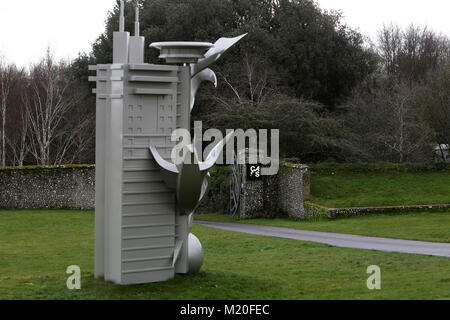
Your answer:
0,164 -> 95,170
0,164 -> 95,175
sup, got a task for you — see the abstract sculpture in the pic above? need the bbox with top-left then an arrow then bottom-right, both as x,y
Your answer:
89,1 -> 246,284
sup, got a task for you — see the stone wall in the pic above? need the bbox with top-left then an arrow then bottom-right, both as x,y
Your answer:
0,165 -> 230,212
0,163 -> 310,218
0,165 -> 95,210
238,163 -> 310,220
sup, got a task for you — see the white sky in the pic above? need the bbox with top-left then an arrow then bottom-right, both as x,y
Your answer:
0,0 -> 449,68
316,0 -> 450,41
0,0 -> 115,68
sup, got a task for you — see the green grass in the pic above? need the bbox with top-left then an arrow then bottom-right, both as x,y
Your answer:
310,171 -> 450,208
1,209 -> 449,299
196,212 -> 450,243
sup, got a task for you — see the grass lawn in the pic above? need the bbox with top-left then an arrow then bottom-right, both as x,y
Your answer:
1,209 -> 449,299
310,171 -> 450,208
196,212 -> 450,243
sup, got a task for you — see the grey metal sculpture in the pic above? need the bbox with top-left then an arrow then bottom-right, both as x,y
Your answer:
89,1 -> 246,284
190,69 -> 217,111
190,34 -> 248,76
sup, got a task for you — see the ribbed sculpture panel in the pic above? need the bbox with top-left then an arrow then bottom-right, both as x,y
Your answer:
90,63 -> 191,284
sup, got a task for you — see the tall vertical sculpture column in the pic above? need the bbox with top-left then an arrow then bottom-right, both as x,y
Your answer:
90,1 -> 246,284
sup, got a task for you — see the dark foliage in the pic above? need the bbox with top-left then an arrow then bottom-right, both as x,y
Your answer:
89,0 -> 377,108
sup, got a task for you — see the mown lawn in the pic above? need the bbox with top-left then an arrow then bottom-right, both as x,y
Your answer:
196,211 -> 450,243
310,171 -> 450,208
1,210 -> 449,299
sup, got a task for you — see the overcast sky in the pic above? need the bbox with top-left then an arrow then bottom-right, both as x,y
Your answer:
317,0 -> 450,40
0,0 -> 115,68
0,0 -> 449,68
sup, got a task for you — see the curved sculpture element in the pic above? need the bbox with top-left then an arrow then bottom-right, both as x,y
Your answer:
176,151 -> 209,215
148,145 -> 178,189
190,33 -> 248,77
199,172 -> 211,204
149,144 -> 178,173
190,68 -> 217,111
199,131 -> 235,171
149,132 -> 230,215
187,171 -> 210,232
188,233 -> 204,273
188,213 -> 195,231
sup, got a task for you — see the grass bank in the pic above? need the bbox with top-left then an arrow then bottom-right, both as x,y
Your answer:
309,171 -> 450,208
0,210 -> 449,299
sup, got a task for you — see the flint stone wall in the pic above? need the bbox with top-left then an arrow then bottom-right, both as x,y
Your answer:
0,163 -> 310,218
239,163 -> 311,220
0,165 -> 95,210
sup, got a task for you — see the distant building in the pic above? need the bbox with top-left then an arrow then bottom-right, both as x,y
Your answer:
434,144 -> 450,163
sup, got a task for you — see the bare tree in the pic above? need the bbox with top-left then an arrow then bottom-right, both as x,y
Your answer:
0,59 -> 19,167
6,108 -> 29,167
242,54 -> 277,106
377,82 -> 434,163
53,115 -> 94,165
5,79 -> 30,167
25,50 -> 83,165
344,75 -> 435,163
416,58 -> 450,160
378,24 -> 450,82
378,24 -> 402,75
216,52 -> 279,107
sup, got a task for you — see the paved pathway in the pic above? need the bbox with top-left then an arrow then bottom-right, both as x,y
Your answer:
195,221 -> 450,258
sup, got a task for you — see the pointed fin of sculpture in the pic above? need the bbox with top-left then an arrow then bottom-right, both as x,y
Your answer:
188,213 -> 194,231
172,239 -> 184,266
190,68 -> 217,111
199,172 -> 210,203
149,145 -> 179,189
199,131 -> 235,171
190,33 -> 248,76
176,151 -> 205,215
149,145 -> 178,173
188,173 -> 210,232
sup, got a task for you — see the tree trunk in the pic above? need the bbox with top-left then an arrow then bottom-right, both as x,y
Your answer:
1,100 -> 5,167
